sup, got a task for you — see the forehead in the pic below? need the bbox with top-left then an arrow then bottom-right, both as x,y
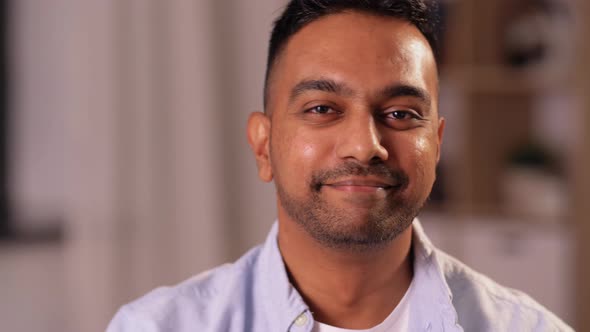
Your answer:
268,11 -> 437,107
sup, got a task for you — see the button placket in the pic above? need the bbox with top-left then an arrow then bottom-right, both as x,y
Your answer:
290,311 -> 312,332
294,313 -> 308,326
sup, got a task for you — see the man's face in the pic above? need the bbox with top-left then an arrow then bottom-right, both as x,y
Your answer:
249,12 -> 444,250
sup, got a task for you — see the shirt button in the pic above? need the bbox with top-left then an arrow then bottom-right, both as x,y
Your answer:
294,313 -> 308,326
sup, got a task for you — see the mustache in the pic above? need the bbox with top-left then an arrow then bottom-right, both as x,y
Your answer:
310,162 -> 409,192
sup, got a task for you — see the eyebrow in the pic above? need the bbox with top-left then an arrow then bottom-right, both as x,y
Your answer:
379,84 -> 432,106
289,78 -> 432,109
289,79 -> 354,103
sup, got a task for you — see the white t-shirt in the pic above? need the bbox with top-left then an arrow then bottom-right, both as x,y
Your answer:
312,279 -> 415,332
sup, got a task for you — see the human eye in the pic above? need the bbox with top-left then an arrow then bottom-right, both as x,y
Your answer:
381,109 -> 423,129
299,103 -> 343,125
385,110 -> 419,120
305,105 -> 338,115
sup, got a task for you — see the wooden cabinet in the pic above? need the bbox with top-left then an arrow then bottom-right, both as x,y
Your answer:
433,0 -> 590,328
435,0 -> 573,216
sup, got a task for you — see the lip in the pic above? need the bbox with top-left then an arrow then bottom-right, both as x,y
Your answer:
323,177 -> 397,190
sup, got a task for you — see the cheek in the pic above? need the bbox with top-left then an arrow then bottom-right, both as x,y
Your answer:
301,143 -> 316,159
415,136 -> 429,153
271,126 -> 329,186
288,137 -> 325,179
391,133 -> 438,181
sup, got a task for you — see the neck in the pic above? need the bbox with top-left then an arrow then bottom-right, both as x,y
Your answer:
278,213 -> 414,329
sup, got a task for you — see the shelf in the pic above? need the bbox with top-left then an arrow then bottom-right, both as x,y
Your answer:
0,219 -> 64,245
441,65 -> 571,95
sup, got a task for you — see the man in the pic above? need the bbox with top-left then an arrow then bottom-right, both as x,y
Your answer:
108,0 -> 573,331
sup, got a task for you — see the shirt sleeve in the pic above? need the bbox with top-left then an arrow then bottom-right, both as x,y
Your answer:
106,306 -> 160,332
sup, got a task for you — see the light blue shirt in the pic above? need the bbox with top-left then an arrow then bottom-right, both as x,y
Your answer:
107,220 -> 573,331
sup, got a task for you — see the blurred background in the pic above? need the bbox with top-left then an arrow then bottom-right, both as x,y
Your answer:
0,0 -> 588,331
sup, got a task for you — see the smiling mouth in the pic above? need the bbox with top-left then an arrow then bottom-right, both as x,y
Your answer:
322,178 -> 400,192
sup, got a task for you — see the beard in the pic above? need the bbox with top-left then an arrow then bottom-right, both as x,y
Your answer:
275,161 -> 426,252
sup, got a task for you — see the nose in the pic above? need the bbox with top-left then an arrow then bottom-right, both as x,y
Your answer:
335,113 -> 388,164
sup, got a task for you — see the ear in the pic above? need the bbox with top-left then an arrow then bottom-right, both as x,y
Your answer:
247,112 -> 273,182
436,117 -> 445,163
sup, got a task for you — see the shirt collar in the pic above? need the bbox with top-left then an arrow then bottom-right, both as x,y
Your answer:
411,219 -> 454,299
257,219 -> 463,332
411,219 -> 463,331
258,222 -> 310,331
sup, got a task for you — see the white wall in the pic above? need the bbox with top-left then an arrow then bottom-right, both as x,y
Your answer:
6,0 -> 286,331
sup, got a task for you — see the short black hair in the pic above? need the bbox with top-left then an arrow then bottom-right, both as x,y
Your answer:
264,0 -> 442,110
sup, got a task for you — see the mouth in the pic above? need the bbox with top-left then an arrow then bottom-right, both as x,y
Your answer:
322,177 -> 400,193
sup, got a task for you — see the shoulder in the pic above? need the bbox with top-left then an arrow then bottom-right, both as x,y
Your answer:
106,245 -> 263,332
435,249 -> 573,332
